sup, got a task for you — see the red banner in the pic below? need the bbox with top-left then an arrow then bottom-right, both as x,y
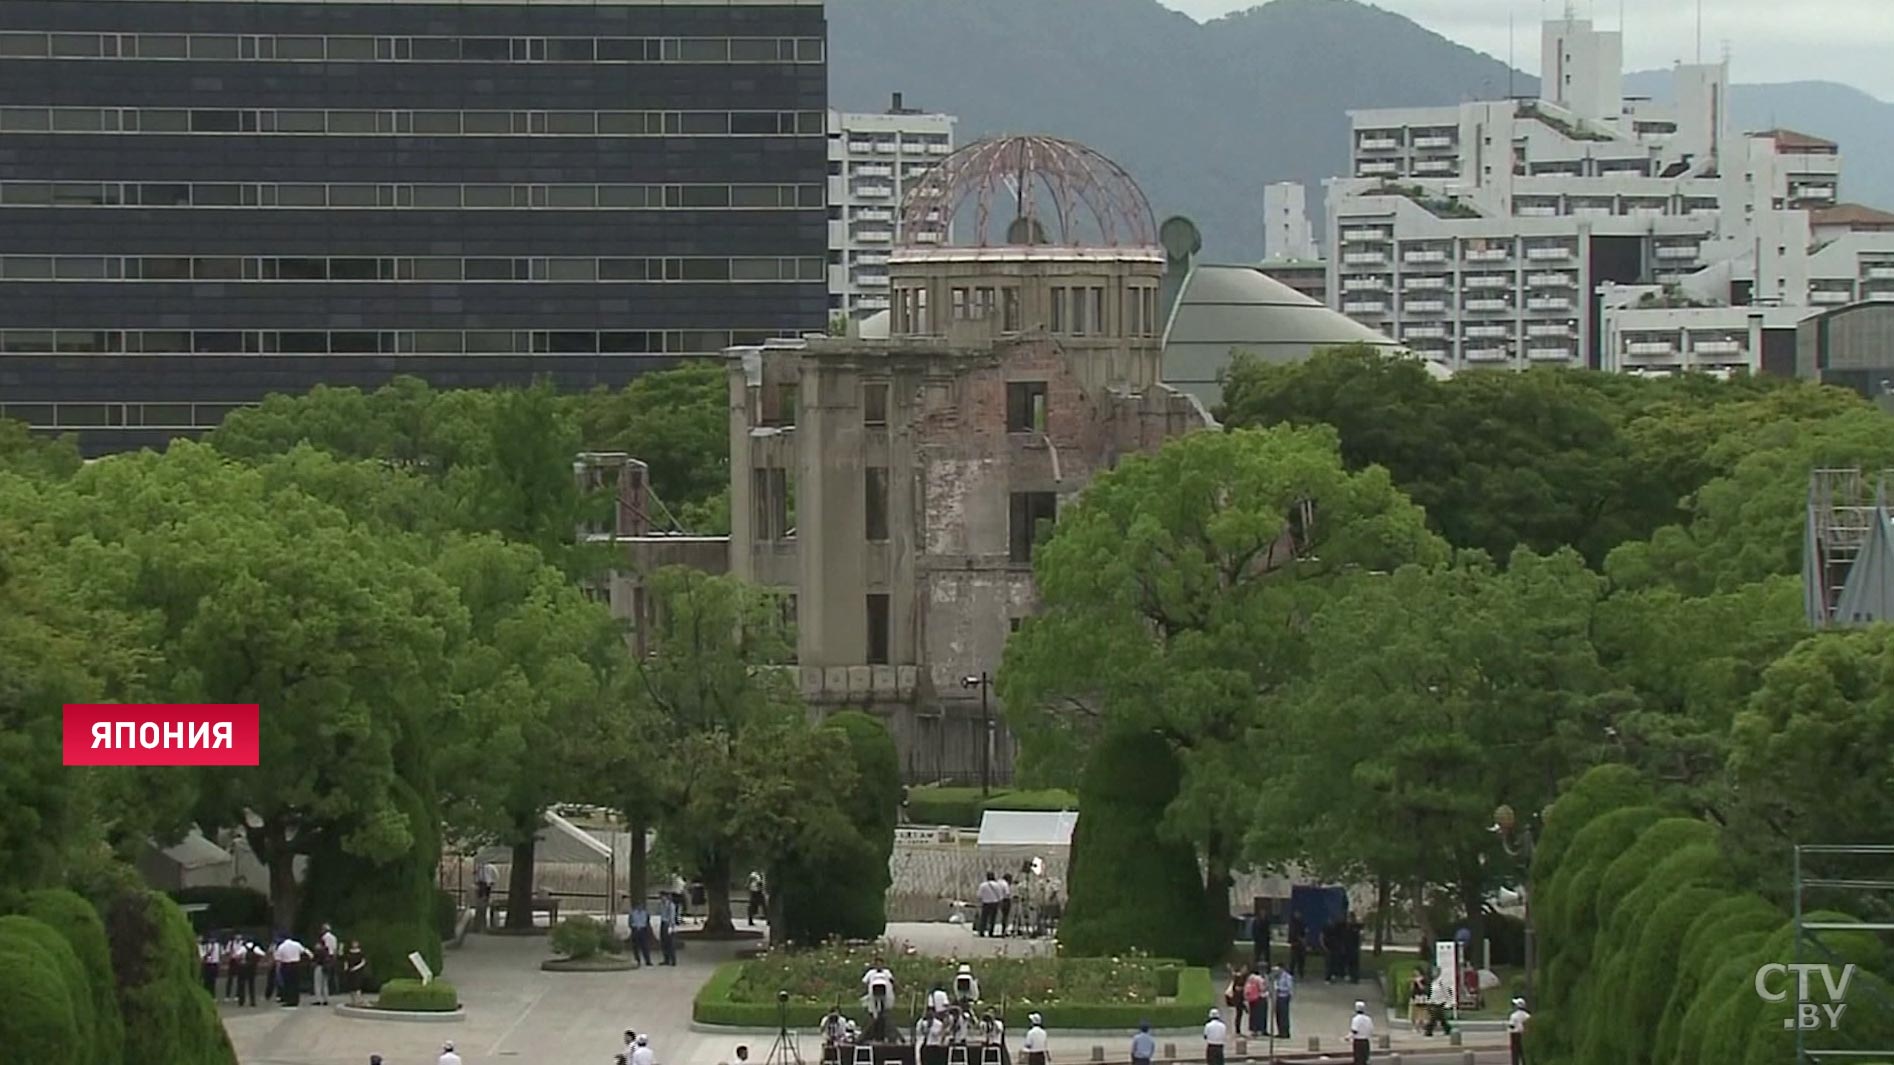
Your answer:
62,704 -> 261,766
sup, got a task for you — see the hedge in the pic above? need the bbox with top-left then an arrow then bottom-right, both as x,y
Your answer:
904,786 -> 1079,828
0,915 -> 88,1065
776,711 -> 899,944
376,978 -> 460,1012
103,890 -> 236,1065
1061,733 -> 1219,965
168,886 -> 270,934
694,959 -> 1215,1029
23,888 -> 125,1065
551,916 -> 605,960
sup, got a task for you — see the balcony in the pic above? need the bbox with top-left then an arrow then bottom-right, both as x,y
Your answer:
1527,273 -> 1575,288
1811,288 -> 1853,304
1414,135 -> 1456,150
872,141 -> 898,154
1403,325 -> 1448,340
1403,249 -> 1450,265
847,140 -> 873,153
1572,205 -> 1614,217
854,184 -> 894,200
1655,244 -> 1700,260
1526,246 -> 1574,261
1465,298 -> 1511,312
1403,276 -> 1447,290
927,142 -> 951,155
1358,136 -> 1401,151
1342,277 -> 1387,292
855,229 -> 893,244
1343,252 -> 1390,267
1342,227 -> 1391,243
1358,160 -> 1400,176
1517,205 -> 1560,218
1465,247 -> 1510,262
1625,340 -> 1677,356
853,163 -> 893,178
1690,339 -> 1744,356
1414,160 -> 1458,175
1528,347 -> 1575,361
1625,203 -> 1669,217
1464,347 -> 1512,362
911,231 -> 941,243
1867,265 -> 1894,281
855,272 -> 890,289
1343,300 -> 1388,314
854,207 -> 894,222
1465,274 -> 1511,289
1527,322 -> 1574,338
1465,324 -> 1511,339
1404,299 -> 1447,313
858,294 -> 889,310
1528,297 -> 1573,311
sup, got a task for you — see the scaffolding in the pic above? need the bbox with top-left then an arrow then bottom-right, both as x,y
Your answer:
1804,469 -> 1894,628
1792,844 -> 1894,1062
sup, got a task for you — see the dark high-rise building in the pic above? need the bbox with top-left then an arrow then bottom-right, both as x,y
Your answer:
0,0 -> 828,453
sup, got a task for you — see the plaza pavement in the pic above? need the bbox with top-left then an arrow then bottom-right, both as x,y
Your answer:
222,920 -> 1503,1065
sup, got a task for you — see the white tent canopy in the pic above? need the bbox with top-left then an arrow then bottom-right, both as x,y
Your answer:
976,810 -> 1078,849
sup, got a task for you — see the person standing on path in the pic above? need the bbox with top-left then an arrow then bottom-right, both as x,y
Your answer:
237,938 -> 263,1007
1507,997 -> 1531,1064
975,872 -> 1001,937
1422,968 -> 1454,1037
1243,966 -> 1267,1036
221,932 -> 244,1000
1286,915 -> 1307,979
341,939 -> 369,1006
199,935 -> 221,996
1345,914 -> 1365,983
1021,1013 -> 1048,1065
659,894 -> 679,966
631,1034 -> 656,1065
999,875 -> 1016,937
629,900 -> 653,967
474,861 -> 498,929
747,871 -> 767,926
1271,964 -> 1294,1040
1347,1001 -> 1373,1065
313,923 -> 339,1005
1251,906 -> 1273,968
1203,1008 -> 1227,1065
439,1041 -> 463,1065
274,934 -> 309,1007
1224,970 -> 1247,1035
1129,1021 -> 1155,1065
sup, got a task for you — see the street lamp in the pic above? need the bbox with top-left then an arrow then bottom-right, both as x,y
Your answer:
961,673 -> 992,797
1492,803 -> 1539,1002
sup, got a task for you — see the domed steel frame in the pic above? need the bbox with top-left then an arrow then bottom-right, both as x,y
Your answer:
898,135 -> 1158,249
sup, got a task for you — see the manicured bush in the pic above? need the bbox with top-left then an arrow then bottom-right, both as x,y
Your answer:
434,888 -> 461,944
1673,930 -> 1770,1065
1592,880 -> 1725,1064
0,915 -> 88,1065
982,789 -> 1078,814
375,977 -> 459,1012
1653,894 -> 1780,1064
1530,763 -> 1652,888
776,711 -> 899,944
550,916 -> 605,960
1061,732 -> 1220,965
300,775 -> 444,982
25,887 -> 125,1065
103,889 -> 237,1065
903,786 -> 988,828
168,885 -> 270,933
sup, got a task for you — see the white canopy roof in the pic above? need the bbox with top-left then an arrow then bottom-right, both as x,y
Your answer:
977,810 -> 1079,849
161,829 -> 234,871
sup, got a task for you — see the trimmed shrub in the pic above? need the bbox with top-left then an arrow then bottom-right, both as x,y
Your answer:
550,916 -> 605,960
0,915 -> 88,1065
25,887 -> 125,1065
300,774 -> 444,982
776,711 -> 900,944
1531,763 -> 1652,888
1673,930 -> 1770,1065
104,889 -> 236,1065
1595,881 -> 1726,1064
1061,732 -> 1220,965
376,978 -> 459,1012
434,889 -> 462,943
904,786 -> 987,828
168,886 -> 270,933
1654,894 -> 1781,1064
982,789 -> 1078,814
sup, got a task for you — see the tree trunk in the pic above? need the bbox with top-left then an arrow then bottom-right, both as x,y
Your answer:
1201,834 -> 1234,961
505,838 -> 538,930
701,850 -> 736,934
627,817 -> 648,909
250,821 -> 301,933
1373,875 -> 1391,955
1457,874 -> 1487,969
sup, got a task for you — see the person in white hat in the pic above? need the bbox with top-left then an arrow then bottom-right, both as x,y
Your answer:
1203,1008 -> 1228,1065
1507,997 -> 1531,1064
1022,1013 -> 1049,1065
954,963 -> 980,1008
631,1032 -> 656,1065
438,1042 -> 462,1065
1347,1001 -> 1374,1064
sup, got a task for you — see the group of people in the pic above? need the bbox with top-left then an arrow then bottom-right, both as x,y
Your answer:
615,1029 -> 658,1065
627,892 -> 685,967
197,922 -> 371,1008
1226,963 -> 1296,1040
972,872 -> 1016,938
1247,909 -> 1366,984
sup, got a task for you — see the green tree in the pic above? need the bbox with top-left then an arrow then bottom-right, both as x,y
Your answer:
772,711 -> 900,943
0,417 -> 82,480
571,363 -> 732,532
1001,425 -> 1445,930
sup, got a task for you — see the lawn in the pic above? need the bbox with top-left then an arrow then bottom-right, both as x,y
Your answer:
697,941 -> 1215,1029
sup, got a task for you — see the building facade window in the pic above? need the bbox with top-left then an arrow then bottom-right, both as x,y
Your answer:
862,382 -> 889,426
1005,381 -> 1048,432
0,107 -> 825,137
0,32 -> 825,65
1009,491 -> 1058,563
866,593 -> 891,665
753,467 -> 791,541
864,466 -> 890,542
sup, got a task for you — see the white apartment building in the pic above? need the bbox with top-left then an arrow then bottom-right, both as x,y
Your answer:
1325,15 -> 1894,376
1264,181 -> 1319,261
827,93 -> 956,320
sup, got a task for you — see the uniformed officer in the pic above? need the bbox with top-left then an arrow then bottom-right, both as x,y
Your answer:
1203,1008 -> 1228,1065
1021,1013 -> 1048,1065
1507,997 -> 1531,1064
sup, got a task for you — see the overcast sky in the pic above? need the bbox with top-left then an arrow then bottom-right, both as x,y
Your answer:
1158,0 -> 1894,100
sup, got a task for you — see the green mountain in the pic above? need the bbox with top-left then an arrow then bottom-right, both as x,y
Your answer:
829,0 -> 1892,259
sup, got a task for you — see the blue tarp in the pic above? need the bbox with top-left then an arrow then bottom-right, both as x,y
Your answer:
1288,885 -> 1349,942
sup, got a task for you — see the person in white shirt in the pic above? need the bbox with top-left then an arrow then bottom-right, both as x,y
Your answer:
981,1008 -> 1006,1049
861,956 -> 896,1040
928,984 -> 951,1014
914,1008 -> 937,1053
313,923 -> 340,1005
919,1009 -> 948,1065
1203,1008 -> 1228,1065
1507,997 -> 1531,1064
953,963 -> 980,1008
198,936 -> 221,996
474,861 -> 499,928
748,870 -> 768,926
1021,1013 -> 1049,1065
439,1041 -> 463,1065
273,936 -> 310,1007
975,873 -> 1002,937
631,1033 -> 657,1065
1348,1001 -> 1374,1064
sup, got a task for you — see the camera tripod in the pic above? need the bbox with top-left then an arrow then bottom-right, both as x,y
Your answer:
766,996 -> 804,1065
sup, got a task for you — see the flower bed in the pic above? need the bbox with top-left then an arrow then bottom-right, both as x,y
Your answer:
695,942 -> 1213,1029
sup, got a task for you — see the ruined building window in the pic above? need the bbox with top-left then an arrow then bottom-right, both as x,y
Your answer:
951,286 -> 970,320
752,466 -> 791,540
866,593 -> 890,665
1069,287 -> 1088,336
1002,287 -> 1021,332
973,286 -> 997,320
775,383 -> 798,427
1006,381 -> 1047,433
1091,287 -> 1107,334
1009,490 -> 1058,563
864,466 -> 890,542
1049,286 -> 1066,332
863,381 -> 888,426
